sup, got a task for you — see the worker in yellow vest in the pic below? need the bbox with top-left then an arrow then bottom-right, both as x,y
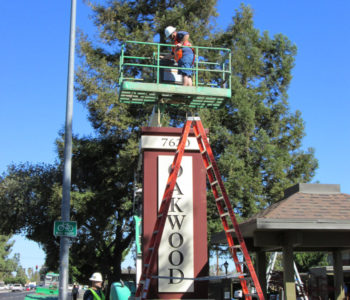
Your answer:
83,272 -> 105,300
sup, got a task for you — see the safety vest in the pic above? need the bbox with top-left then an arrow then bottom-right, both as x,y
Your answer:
172,40 -> 195,63
89,288 -> 105,300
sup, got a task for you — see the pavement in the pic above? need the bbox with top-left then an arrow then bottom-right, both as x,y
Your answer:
72,289 -> 84,299
0,288 -> 85,299
0,290 -> 35,300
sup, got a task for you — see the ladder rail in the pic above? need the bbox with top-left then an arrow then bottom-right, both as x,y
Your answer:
294,262 -> 308,300
192,118 -> 264,300
267,252 -> 308,300
266,252 -> 278,290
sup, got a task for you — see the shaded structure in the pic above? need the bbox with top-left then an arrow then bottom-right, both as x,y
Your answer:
212,183 -> 350,299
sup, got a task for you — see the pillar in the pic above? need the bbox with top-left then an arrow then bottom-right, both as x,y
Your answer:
256,251 -> 267,298
141,126 -> 208,299
333,250 -> 345,300
282,246 -> 296,300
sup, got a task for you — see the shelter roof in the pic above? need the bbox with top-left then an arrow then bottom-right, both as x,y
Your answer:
212,184 -> 350,250
248,184 -> 350,221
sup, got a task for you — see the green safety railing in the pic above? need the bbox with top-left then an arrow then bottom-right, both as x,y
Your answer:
119,40 -> 231,89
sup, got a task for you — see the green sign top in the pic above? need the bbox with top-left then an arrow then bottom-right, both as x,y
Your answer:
54,221 -> 77,237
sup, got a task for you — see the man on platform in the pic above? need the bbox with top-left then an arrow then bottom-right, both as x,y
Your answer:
163,26 -> 195,86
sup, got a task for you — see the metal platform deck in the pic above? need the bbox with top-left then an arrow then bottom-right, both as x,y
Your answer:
119,81 -> 231,109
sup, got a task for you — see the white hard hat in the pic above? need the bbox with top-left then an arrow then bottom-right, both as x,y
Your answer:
165,26 -> 176,38
89,272 -> 103,282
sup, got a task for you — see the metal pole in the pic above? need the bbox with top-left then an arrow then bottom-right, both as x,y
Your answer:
58,1 -> 76,300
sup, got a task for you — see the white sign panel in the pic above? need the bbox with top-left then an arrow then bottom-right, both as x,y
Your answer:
141,135 -> 200,151
158,156 -> 194,292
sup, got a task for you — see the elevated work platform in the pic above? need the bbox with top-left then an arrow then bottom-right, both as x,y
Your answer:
119,81 -> 231,108
118,41 -> 231,109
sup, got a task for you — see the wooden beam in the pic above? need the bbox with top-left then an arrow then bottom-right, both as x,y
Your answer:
256,251 -> 267,298
333,250 -> 345,300
282,246 -> 296,300
253,230 -> 350,249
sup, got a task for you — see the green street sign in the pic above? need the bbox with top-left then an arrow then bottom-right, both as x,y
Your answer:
54,221 -> 77,237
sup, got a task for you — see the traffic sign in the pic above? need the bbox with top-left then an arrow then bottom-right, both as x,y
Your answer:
54,221 -> 77,237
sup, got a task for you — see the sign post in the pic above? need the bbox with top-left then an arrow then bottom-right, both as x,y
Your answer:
59,0 -> 77,299
54,221 -> 77,237
141,126 -> 208,299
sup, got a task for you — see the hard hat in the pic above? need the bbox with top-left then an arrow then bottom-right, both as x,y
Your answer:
89,272 -> 103,282
165,26 -> 176,38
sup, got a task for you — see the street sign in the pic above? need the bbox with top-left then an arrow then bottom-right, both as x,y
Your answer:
54,221 -> 77,237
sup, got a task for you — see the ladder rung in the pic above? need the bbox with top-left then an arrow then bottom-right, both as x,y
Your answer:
148,247 -> 154,251
206,165 -> 213,170
153,230 -> 159,235
201,149 -> 206,155
157,213 -> 163,218
230,245 -> 241,249
220,212 -> 229,218
210,180 -> 218,186
215,196 -> 224,202
226,228 -> 235,233
196,134 -> 201,139
144,264 -> 149,267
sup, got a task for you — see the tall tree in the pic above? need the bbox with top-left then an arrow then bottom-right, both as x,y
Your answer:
203,5 -> 317,222
0,135 -> 136,285
0,235 -> 26,284
77,2 -> 317,219
0,235 -> 15,280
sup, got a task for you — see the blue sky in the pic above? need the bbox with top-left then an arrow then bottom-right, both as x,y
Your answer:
1,0 -> 349,272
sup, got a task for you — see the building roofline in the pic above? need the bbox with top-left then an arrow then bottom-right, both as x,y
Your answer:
284,183 -> 340,198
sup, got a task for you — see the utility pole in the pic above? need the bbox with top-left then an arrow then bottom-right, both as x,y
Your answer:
58,1 -> 76,300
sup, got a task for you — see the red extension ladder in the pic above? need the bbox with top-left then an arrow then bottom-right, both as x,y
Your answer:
135,116 -> 265,300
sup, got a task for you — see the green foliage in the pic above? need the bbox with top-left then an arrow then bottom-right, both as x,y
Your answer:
0,235 -> 16,280
27,267 -> 40,282
201,5 -> 318,221
267,252 -> 328,273
0,236 -> 27,283
294,252 -> 328,273
0,135 -> 137,284
14,266 -> 27,285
